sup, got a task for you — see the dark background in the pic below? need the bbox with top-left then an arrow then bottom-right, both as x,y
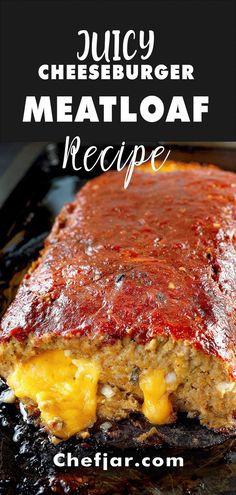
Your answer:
0,0 -> 236,143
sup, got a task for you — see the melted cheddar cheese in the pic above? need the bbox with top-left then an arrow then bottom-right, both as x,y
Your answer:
7,348 -> 175,439
7,350 -> 100,439
139,369 -> 173,424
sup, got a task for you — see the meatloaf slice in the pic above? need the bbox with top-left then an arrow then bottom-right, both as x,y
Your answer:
0,163 -> 236,440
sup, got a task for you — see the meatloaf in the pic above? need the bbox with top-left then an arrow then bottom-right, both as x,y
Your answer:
0,162 -> 236,440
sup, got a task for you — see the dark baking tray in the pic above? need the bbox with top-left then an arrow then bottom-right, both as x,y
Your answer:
0,143 -> 236,495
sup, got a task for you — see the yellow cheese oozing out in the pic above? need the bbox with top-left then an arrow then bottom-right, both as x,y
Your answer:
7,350 -> 100,439
139,369 -> 172,424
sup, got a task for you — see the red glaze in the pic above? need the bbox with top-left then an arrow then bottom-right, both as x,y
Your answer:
1,168 -> 236,377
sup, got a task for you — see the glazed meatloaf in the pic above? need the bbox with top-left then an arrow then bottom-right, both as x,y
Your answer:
0,163 -> 236,440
